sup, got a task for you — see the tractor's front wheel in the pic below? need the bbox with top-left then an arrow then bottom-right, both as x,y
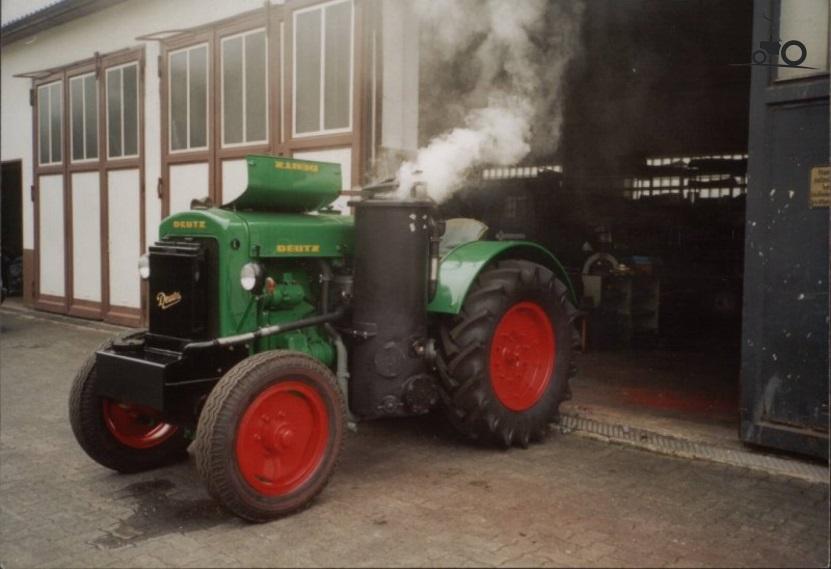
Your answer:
194,351 -> 346,522
69,336 -> 191,473
437,259 -> 579,448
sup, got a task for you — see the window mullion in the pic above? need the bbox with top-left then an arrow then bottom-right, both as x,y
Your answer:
47,88 -> 52,164
82,78 -> 87,160
319,9 -> 326,132
121,67 -> 127,157
242,35 -> 248,143
186,49 -> 191,149
121,69 -> 126,159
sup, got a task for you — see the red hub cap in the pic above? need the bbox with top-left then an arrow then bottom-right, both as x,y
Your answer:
102,400 -> 178,449
489,301 -> 556,411
235,381 -> 329,496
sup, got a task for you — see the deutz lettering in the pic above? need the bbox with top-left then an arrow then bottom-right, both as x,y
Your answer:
274,160 -> 319,173
276,244 -> 321,253
173,220 -> 207,229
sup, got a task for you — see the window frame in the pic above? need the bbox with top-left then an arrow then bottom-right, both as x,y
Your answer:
68,71 -> 100,164
772,0 -> 829,83
220,27 -> 270,149
168,42 -> 212,154
28,47 -> 145,326
36,80 -> 64,167
104,61 -> 141,161
157,1 -> 374,215
291,0 -> 355,138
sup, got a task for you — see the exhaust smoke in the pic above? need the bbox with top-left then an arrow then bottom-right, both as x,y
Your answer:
393,0 -> 584,202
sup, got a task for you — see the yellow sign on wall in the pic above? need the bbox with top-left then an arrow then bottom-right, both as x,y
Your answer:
810,166 -> 830,208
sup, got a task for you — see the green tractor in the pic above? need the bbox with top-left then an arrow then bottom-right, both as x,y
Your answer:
69,155 -> 579,522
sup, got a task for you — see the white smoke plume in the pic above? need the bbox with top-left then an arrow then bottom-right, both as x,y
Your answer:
395,0 -> 583,201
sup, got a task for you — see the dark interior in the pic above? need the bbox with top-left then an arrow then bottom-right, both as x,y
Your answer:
431,0 -> 754,437
1,160 -> 23,298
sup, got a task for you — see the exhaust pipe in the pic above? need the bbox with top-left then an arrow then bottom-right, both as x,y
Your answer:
348,198 -> 439,418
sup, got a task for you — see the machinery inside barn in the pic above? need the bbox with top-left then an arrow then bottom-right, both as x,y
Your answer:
423,0 -> 829,458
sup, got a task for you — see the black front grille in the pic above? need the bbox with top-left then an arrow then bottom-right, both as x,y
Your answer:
148,238 -> 217,342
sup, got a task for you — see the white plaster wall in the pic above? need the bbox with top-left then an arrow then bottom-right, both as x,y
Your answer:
221,159 -> 249,205
1,0 -> 56,26
1,0 -> 413,305
107,169 -> 141,308
293,147 -> 352,191
381,0 -> 419,153
169,163 -> 210,215
1,0 -> 286,253
38,174 -> 64,296
71,172 -> 101,302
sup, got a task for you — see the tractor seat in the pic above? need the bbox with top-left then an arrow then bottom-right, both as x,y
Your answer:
439,218 -> 489,257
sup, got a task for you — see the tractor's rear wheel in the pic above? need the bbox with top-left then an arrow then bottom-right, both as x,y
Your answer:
437,259 -> 579,448
69,335 -> 190,473
194,351 -> 346,522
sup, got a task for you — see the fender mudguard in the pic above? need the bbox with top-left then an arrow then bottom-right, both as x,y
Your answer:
427,240 -> 577,315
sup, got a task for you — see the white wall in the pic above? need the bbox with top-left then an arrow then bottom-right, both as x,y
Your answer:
70,172 -> 102,302
293,148 -> 352,191
0,0 -> 286,253
1,0 -> 414,309
1,0 -> 55,26
381,0 -> 419,154
107,169 -> 141,308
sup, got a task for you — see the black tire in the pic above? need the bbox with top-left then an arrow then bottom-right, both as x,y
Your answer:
437,259 -> 579,448
68,333 -> 191,473
780,40 -> 807,66
194,350 -> 346,522
752,49 -> 767,65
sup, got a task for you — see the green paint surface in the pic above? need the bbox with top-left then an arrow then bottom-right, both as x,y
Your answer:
228,155 -> 342,212
428,240 -> 576,315
157,188 -> 572,367
159,206 -> 349,366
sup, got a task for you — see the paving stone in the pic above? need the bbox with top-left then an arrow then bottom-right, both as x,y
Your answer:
1,311 -> 828,569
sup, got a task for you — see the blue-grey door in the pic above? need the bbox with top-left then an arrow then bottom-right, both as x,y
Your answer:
741,0 -> 829,459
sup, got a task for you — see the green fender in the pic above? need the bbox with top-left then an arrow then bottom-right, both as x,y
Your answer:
427,240 -> 577,315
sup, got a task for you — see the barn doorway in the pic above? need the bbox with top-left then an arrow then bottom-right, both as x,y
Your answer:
1,160 -> 24,301
434,0 -> 755,446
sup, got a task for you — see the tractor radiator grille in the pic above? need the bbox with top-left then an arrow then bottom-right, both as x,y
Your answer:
147,238 -> 217,344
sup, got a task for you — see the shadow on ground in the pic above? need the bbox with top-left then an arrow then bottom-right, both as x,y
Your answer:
94,478 -> 228,548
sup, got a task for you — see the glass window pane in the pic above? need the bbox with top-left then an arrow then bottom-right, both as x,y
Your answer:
189,46 -> 208,148
324,1 -> 351,130
223,36 -> 244,145
776,0 -> 829,81
50,83 -> 62,163
123,64 -> 138,156
107,68 -> 122,157
71,77 -> 84,161
245,31 -> 267,142
84,75 -> 98,159
295,9 -> 322,134
38,86 -> 50,164
170,50 -> 188,150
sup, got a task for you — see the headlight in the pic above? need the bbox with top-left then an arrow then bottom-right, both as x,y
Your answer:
138,254 -> 150,280
240,262 -> 265,292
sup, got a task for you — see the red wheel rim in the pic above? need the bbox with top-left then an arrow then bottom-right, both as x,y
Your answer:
489,301 -> 556,411
235,381 -> 329,496
102,400 -> 178,449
